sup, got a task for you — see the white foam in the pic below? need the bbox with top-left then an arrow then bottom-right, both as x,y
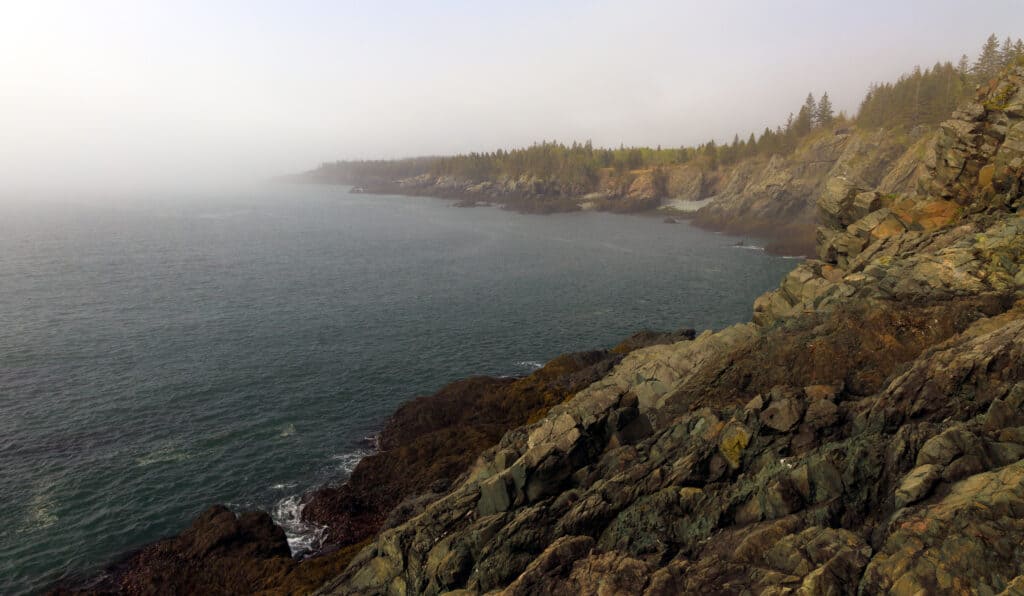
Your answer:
271,494 -> 326,557
330,449 -> 373,475
272,448 -> 374,556
732,244 -> 765,251
515,360 -> 544,371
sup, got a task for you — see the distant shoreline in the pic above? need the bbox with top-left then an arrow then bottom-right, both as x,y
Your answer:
294,180 -> 816,257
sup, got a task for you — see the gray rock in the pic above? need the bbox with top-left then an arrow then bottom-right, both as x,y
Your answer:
894,463 -> 942,508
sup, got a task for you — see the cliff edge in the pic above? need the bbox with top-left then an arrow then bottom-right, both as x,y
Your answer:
317,65 -> 1024,595
61,65 -> 1024,595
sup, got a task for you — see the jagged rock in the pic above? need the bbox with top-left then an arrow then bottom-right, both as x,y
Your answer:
72,66 -> 1024,596
718,422 -> 751,468
627,171 -> 659,201
665,165 -> 705,201
803,398 -> 839,430
317,69 -> 1024,596
54,506 -> 296,595
894,463 -> 942,507
862,462 -> 1024,594
760,394 -> 805,433
819,176 -> 864,228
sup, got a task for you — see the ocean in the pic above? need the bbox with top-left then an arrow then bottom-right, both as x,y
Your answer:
0,185 -> 798,593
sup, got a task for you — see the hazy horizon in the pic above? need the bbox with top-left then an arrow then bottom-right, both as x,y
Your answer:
2,1 -> 1021,196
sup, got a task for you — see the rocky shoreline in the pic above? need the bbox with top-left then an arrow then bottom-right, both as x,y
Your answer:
316,67 -> 1024,595
60,65 -> 1024,594
302,119 -> 936,259
52,330 -> 695,595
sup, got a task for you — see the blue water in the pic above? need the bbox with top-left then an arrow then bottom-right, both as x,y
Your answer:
0,185 -> 798,594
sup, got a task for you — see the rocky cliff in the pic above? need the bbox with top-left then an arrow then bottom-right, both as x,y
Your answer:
63,65 -> 1024,595
316,126 -> 933,257
312,65 -> 1024,595
689,126 -> 933,254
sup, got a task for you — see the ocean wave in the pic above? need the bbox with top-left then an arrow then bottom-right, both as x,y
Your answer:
330,449 -> 373,475
732,244 -> 765,251
514,360 -> 544,371
271,494 -> 326,557
279,423 -> 296,438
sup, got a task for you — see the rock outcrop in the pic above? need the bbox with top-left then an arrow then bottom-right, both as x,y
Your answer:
691,126 -> 934,255
304,124 -> 934,257
316,65 -> 1024,595
64,65 -> 1024,596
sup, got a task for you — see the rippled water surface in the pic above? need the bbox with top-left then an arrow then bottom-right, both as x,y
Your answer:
0,186 -> 798,593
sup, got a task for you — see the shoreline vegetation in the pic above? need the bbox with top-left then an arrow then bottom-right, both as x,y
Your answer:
54,37 -> 1024,595
291,36 -> 1021,259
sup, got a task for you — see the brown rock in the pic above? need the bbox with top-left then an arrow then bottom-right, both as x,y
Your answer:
760,397 -> 804,433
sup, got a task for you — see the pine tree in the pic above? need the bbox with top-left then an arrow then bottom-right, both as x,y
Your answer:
815,92 -> 835,128
973,34 -> 1001,82
703,140 -> 718,170
1001,36 -> 1015,67
803,93 -> 817,126
957,54 -> 971,87
793,94 -> 814,136
957,54 -> 970,74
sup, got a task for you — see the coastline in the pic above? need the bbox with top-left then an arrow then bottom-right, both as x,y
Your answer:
307,180 -> 818,258
31,189 -> 796,596
53,331 -> 697,594
51,63 -> 1024,592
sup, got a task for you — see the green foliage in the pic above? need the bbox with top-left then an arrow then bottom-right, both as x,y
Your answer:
857,61 -> 967,128
857,33 -> 1023,129
975,34 -> 1003,82
985,82 -> 1018,110
815,93 -> 834,127
315,33 -> 1022,192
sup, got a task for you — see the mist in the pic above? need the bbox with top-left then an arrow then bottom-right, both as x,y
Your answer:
1,0 -> 1019,198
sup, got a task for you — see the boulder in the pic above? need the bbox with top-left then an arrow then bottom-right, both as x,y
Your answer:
894,463 -> 942,507
760,396 -> 805,433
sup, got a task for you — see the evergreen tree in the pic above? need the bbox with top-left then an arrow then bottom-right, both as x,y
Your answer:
957,54 -> 970,75
815,92 -> 834,128
957,54 -> 971,87
703,140 -> 718,170
793,94 -> 814,137
973,33 -> 1002,82
319,32 -> 1024,193
803,93 -> 817,126
1000,36 -> 1015,67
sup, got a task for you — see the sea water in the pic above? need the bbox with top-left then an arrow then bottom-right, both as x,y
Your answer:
0,185 -> 798,593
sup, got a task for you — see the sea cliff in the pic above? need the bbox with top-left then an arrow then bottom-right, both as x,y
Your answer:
317,64 -> 1024,594
301,125 -> 934,257
63,64 -> 1024,594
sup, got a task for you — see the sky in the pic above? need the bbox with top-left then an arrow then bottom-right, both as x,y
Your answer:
1,0 -> 1022,195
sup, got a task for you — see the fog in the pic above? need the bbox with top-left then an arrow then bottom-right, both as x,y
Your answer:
1,0 -> 1020,198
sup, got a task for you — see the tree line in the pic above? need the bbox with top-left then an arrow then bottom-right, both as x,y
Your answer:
313,33 -> 1021,188
858,34 -> 1023,129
